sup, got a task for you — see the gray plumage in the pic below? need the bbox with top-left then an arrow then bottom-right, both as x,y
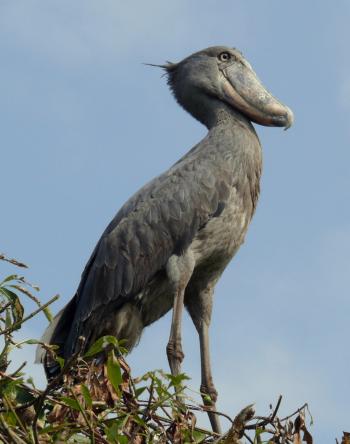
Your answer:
38,46 -> 293,433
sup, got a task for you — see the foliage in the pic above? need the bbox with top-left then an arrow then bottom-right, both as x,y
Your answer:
0,253 -> 343,443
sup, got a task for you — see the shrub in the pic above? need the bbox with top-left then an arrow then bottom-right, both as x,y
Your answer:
0,254 -> 324,443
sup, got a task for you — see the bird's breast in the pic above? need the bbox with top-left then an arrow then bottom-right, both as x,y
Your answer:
190,185 -> 253,269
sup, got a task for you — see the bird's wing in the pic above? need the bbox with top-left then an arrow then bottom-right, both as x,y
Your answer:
65,150 -> 233,355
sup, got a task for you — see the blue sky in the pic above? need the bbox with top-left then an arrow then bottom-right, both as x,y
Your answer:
1,1 -> 350,441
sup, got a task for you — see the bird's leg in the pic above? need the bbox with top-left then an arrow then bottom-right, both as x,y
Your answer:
198,321 -> 221,434
186,284 -> 222,434
166,251 -> 195,378
166,287 -> 185,376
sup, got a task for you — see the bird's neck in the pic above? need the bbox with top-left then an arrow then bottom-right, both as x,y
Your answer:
203,99 -> 262,217
187,95 -> 255,133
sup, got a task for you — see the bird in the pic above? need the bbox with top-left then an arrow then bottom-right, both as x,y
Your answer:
37,46 -> 293,433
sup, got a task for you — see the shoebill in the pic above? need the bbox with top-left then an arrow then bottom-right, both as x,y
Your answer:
37,46 -> 293,433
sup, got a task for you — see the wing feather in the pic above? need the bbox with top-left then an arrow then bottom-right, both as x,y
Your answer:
64,148 -> 235,356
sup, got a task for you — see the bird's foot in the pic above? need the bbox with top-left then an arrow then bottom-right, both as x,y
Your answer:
200,382 -> 221,434
166,340 -> 185,376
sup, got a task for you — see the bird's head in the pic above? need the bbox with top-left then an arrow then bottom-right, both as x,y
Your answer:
154,46 -> 293,129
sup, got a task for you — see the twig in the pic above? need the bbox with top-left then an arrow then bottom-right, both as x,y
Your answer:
0,254 -> 27,268
0,414 -> 27,444
246,395 -> 282,430
280,402 -> 308,422
270,394 -> 283,422
0,294 -> 59,336
142,379 -> 155,421
10,361 -> 27,377
0,301 -> 12,315
9,284 -> 52,322
3,395 -> 26,434
69,388 -> 100,444
0,370 -> 69,413
0,399 -> 36,414
200,405 -> 234,424
32,336 -> 85,444
214,405 -> 255,444
151,413 -> 221,438
159,404 -> 173,420
243,431 -> 254,444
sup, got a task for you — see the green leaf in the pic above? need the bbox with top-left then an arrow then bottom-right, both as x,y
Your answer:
11,297 -> 24,325
0,274 -> 18,285
2,412 -> 17,426
55,356 -> 65,369
254,427 -> 264,444
84,335 -> 119,358
192,430 -> 206,443
22,339 -> 40,345
61,396 -> 81,411
7,338 -> 44,355
107,349 -> 122,395
0,288 -> 24,325
105,422 -> 130,444
42,306 -> 53,322
1,379 -> 22,399
135,386 -> 147,398
80,383 -> 92,409
166,372 -> 190,387
26,377 -> 36,388
5,307 -> 12,329
132,414 -> 147,428
105,422 -> 119,442
0,379 -> 14,396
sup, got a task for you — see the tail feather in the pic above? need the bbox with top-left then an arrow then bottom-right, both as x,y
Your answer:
35,309 -> 64,364
36,293 -> 148,380
35,296 -> 77,380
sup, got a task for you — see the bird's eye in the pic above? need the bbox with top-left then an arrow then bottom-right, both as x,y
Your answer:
218,52 -> 231,62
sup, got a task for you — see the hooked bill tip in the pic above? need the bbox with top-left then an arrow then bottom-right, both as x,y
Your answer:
283,106 -> 294,131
